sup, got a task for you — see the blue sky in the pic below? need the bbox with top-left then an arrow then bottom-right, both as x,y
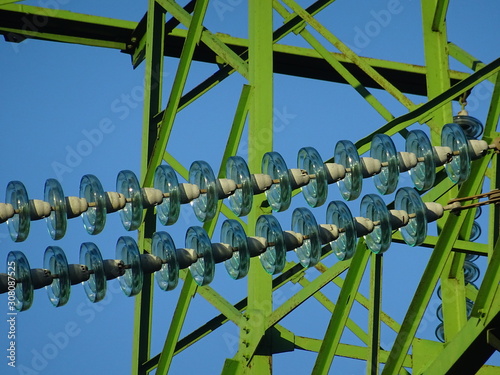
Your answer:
0,1 -> 499,374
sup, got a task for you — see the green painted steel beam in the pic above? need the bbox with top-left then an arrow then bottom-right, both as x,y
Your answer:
312,242 -> 371,375
367,254 -> 382,375
352,57 -> 500,156
267,261 -> 350,328
133,3 -> 166,374
431,0 -> 449,32
273,1 -> 394,122
448,42 -> 497,84
280,0 -> 415,110
143,0 -> 209,187
421,0 -> 452,143
382,153 -> 492,375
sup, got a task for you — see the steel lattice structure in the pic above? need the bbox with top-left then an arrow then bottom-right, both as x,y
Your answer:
1,1 -> 499,374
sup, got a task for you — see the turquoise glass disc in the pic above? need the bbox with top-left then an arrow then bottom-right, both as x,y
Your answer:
395,187 -> 427,246
297,147 -> 327,208
6,181 -> 30,242
226,156 -> 253,217
44,179 -> 67,240
80,174 -> 106,235
442,123 -> 471,184
117,170 -> 143,231
116,236 -> 143,296
44,246 -> 71,307
186,226 -> 215,286
221,219 -> 250,280
453,115 -> 483,139
370,134 -> 399,195
262,152 -> 291,212
80,242 -> 106,303
256,215 -> 286,275
7,251 -> 33,311
334,140 -> 362,201
189,161 -> 217,222
360,194 -> 391,254
154,165 -> 181,226
152,231 -> 179,291
326,201 -> 356,260
406,130 -> 435,191
292,207 -> 321,268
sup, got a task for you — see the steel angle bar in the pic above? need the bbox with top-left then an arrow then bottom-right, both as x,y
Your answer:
448,42 -> 497,84
382,154 -> 492,375
144,0 -> 209,187
367,253 -> 383,375
352,57 -> 500,156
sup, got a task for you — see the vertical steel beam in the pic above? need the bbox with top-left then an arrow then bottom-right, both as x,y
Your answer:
367,253 -> 382,375
243,0 -> 274,373
133,2 -> 165,374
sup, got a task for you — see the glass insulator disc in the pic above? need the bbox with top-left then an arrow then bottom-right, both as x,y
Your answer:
186,226 -> 215,286
292,207 -> 321,268
406,130 -> 435,191
334,140 -> 362,201
116,236 -> 143,297
360,194 -> 391,254
6,181 -> 30,242
262,152 -> 292,212
442,123 -> 471,184
370,134 -> 399,195
395,187 -> 427,246
7,251 -> 33,311
326,200 -> 357,260
221,220 -> 250,280
226,156 -> 253,217
256,215 -> 286,275
80,174 -> 106,235
189,161 -> 217,222
297,147 -> 328,208
44,179 -> 67,240
80,242 -> 106,303
152,231 -> 179,291
44,246 -> 71,307
116,170 -> 143,231
154,165 -> 181,226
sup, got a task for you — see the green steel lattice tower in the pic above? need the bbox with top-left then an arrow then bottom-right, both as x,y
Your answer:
0,0 -> 499,374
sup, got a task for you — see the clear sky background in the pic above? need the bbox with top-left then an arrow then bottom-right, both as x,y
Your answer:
0,1 -> 499,374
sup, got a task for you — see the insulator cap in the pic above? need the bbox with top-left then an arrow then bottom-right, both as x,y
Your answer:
289,169 -> 310,189
178,183 -> 201,204
103,259 -> 126,280
433,146 -> 452,166
217,178 -> 237,199
68,264 -> 91,285
66,196 -> 89,218
469,140 -> 489,160
251,173 -> 273,194
397,152 -> 418,172
140,253 -> 163,274
354,216 -> 375,237
283,230 -> 304,251
211,243 -> 234,263
389,209 -> 409,229
29,199 -> 51,220
176,248 -> 198,269
360,157 -> 382,178
318,224 -> 339,244
105,192 -> 126,213
30,268 -> 53,289
324,163 -> 346,183
0,203 -> 15,223
247,236 -> 267,257
424,202 -> 444,223
142,187 -> 164,208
